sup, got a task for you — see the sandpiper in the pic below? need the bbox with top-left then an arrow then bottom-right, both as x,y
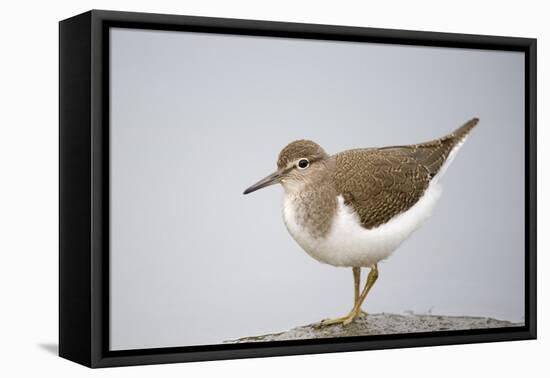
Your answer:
243,118 -> 479,326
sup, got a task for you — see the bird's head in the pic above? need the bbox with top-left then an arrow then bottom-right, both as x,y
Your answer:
243,140 -> 329,195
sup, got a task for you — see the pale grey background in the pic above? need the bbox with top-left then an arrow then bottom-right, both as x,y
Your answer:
109,27 -> 524,350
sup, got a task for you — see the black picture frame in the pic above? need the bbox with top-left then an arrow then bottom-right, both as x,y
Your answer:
59,9 -> 537,368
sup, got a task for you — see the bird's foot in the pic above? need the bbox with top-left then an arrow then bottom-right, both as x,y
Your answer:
317,308 -> 362,327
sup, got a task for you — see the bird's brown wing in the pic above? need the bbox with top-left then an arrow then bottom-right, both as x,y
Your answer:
334,118 -> 478,229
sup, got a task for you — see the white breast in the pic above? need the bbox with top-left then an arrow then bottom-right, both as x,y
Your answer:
283,182 -> 442,267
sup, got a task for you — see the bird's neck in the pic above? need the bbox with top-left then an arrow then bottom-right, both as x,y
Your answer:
283,165 -> 338,239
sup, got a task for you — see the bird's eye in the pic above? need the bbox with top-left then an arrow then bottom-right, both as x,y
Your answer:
297,158 -> 310,170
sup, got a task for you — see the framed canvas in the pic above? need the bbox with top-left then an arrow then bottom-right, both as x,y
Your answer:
59,10 -> 537,368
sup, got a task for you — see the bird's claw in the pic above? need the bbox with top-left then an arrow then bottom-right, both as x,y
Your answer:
316,308 -> 365,327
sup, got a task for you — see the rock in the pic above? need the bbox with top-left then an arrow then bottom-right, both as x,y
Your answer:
225,313 -> 523,343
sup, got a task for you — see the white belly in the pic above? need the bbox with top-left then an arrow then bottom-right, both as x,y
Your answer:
283,182 -> 442,267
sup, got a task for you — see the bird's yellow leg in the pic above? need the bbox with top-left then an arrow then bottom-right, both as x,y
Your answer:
353,267 -> 369,316
318,265 -> 379,327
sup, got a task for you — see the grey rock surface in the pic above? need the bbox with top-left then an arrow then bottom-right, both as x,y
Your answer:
225,313 -> 523,343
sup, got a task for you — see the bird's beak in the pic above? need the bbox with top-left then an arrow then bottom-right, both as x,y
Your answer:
243,169 -> 283,195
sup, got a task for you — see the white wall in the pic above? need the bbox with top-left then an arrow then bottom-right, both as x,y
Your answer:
0,0 -> 546,376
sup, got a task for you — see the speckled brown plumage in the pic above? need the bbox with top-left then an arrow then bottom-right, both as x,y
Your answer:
275,118 -> 478,234
334,118 -> 478,228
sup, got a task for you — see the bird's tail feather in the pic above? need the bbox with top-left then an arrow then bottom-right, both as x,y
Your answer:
447,117 -> 479,146
428,117 -> 479,181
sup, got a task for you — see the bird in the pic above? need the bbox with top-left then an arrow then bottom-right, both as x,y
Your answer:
243,118 -> 479,327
